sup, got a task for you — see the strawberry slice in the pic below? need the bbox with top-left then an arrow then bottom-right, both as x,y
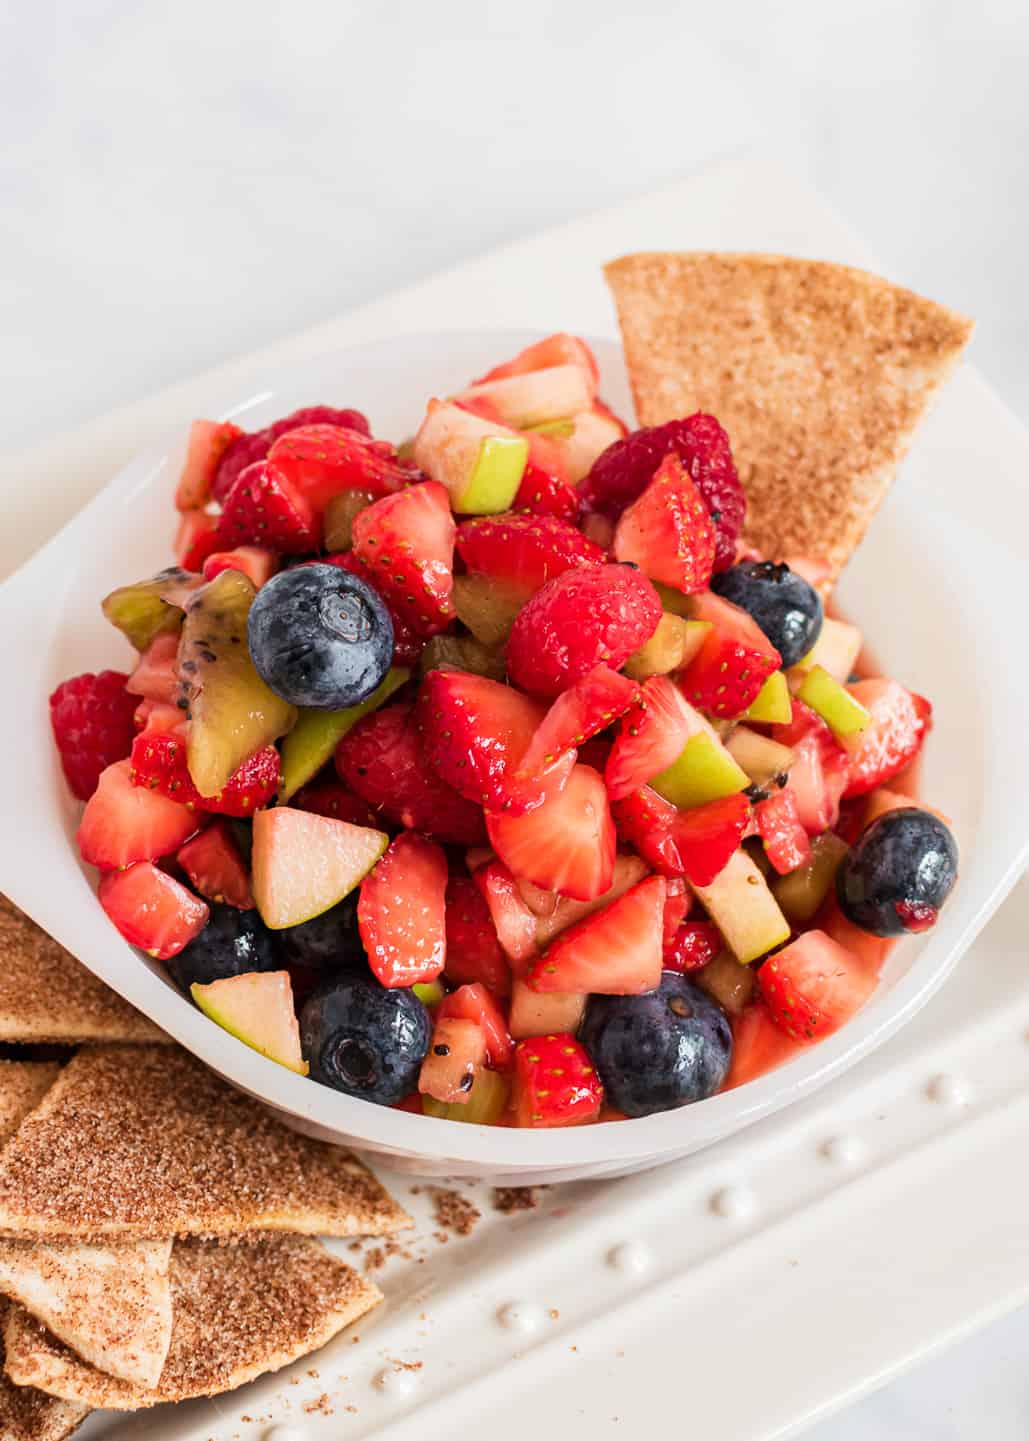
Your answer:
216,461 -> 319,553
679,591 -> 782,719
292,778 -> 378,829
840,679 -> 932,798
486,764 -> 616,901
176,821 -> 254,909
202,546 -> 278,589
175,419 -> 244,511
444,876 -> 512,997
512,1033 -> 603,1128
773,701 -> 849,834
351,480 -> 456,637
516,666 -> 638,779
528,874 -> 665,994
757,929 -> 877,1041
322,551 -> 424,666
175,510 -> 221,571
267,424 -> 412,511
612,787 -> 750,886
664,919 -> 722,972
612,452 -> 717,593
604,675 -> 698,801
662,875 -> 693,949
417,670 -> 572,814
755,788 -> 813,875
78,759 -> 199,871
418,1017 -> 488,1103
358,832 -> 448,988
436,982 -> 514,1067
472,860 -> 539,969
473,333 -> 600,391
98,862 -> 209,959
130,732 -> 280,817
455,512 -> 604,596
125,633 -> 181,706
335,702 -> 486,845
513,459 -> 579,521
725,1002 -> 805,1089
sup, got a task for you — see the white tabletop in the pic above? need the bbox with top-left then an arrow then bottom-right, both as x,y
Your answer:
5,4 -> 1028,1436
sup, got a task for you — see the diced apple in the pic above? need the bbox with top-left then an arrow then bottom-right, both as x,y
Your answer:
726,728 -> 795,785
793,618 -> 863,683
624,613 -> 689,680
457,365 -> 593,429
797,665 -> 871,739
560,407 -> 626,484
533,853 -> 649,948
452,574 -> 527,647
191,971 -> 307,1075
742,670 -> 792,724
413,400 -> 528,514
771,832 -> 849,923
251,807 -> 388,929
651,721 -> 750,811
422,1067 -> 509,1124
695,952 -> 756,1014
509,981 -> 587,1040
691,849 -> 790,964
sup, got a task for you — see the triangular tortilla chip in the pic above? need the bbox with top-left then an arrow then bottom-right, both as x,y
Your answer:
0,1066 -> 59,1150
3,1235 -> 380,1409
0,1303 -> 87,1441
0,1240 -> 172,1389
604,253 -> 973,582
0,896 -> 167,1045
0,1044 -> 410,1241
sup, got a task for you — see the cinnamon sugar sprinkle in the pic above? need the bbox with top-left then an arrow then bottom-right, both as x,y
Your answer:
427,1187 -> 481,1238
493,1186 -> 544,1214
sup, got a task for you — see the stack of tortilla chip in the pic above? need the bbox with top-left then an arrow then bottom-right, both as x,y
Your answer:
0,899 -> 410,1436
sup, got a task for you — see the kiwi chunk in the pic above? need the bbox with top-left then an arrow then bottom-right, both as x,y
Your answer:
102,567 -> 203,651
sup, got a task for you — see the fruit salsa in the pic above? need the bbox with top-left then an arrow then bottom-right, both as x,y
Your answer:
49,332 -> 958,1127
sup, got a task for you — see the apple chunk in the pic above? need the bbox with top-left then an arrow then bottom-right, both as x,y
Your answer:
413,400 -> 528,514
457,365 -> 594,429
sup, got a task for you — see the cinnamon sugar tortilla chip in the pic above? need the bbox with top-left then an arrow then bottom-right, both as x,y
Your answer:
0,1044 -> 410,1242
0,1066 -> 60,1149
604,253 -> 973,582
2,1235 -> 381,1410
0,1303 -> 87,1441
0,896 -> 166,1045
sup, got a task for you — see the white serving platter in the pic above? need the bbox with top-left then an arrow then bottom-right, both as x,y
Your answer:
4,153 -> 1029,1439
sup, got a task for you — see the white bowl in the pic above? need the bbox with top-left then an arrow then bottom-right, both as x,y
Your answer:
1,331 -> 1026,1184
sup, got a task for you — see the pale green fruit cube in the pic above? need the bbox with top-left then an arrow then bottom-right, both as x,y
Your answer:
772,832 -> 849,923
457,435 -> 530,514
742,670 -> 792,724
651,732 -> 749,809
726,727 -> 796,784
797,665 -> 871,738
422,1068 -> 509,1124
692,849 -> 791,964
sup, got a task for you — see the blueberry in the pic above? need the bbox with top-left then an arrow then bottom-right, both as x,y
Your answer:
580,973 -> 733,1118
167,904 -> 279,992
836,807 -> 958,936
710,560 -> 823,667
300,973 -> 430,1106
247,564 -> 393,710
276,896 -> 363,971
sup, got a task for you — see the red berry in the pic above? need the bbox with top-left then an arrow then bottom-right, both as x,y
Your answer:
773,701 -> 850,834
455,512 -> 603,594
50,670 -> 138,802
202,546 -> 278,589
212,405 -> 371,503
358,832 -> 448,988
474,333 -> 600,391
267,424 -> 411,512
605,675 -> 698,801
840,680 -> 932,798
175,510 -> 221,571
175,420 -> 244,511
662,875 -> 693,949
176,821 -> 254,909
754,788 -> 812,875
512,1033 -> 603,1128
664,920 -> 722,973
517,666 -> 639,780
292,778 -> 378,829
472,860 -> 540,968
125,633 -> 181,706
513,452 -> 579,521
527,875 -> 665,995
612,786 -> 750,886
129,732 -> 280,816
581,413 -> 745,572
98,862 -> 209,960
486,764 -> 616,902
436,982 -> 514,1067
216,461 -> 319,554
506,563 -> 662,697
321,552 -> 424,666
78,759 -> 199,871
612,452 -> 716,594
679,592 -> 781,719
335,702 -> 486,846
757,930 -> 876,1042
444,876 -> 512,997
351,481 -> 456,637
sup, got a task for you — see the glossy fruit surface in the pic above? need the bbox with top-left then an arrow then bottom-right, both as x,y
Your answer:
836,807 -> 958,936
50,670 -> 137,801
98,862 -> 209,960
300,973 -> 431,1105
711,561 -> 823,668
166,900 -> 277,989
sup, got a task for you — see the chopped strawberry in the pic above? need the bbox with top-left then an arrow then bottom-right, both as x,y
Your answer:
679,591 -> 781,718
486,764 -> 616,902
351,481 -> 455,636
418,1017 -> 488,1103
175,510 -> 221,571
176,821 -> 254,908
773,701 -> 849,834
612,787 -> 750,886
321,551 -> 424,666
512,1033 -> 603,1128
512,458 -> 579,521
605,675 -> 697,801
755,788 -> 813,875
267,424 -> 411,511
130,732 -> 280,816
517,666 -> 638,779
125,632 -> 181,705
336,702 -> 486,845
50,670 -> 138,802
662,876 -> 693,949
358,832 -> 448,988
292,778 -> 378,829
664,920 -> 722,972
840,679 -> 932,798
444,876 -> 512,997
473,333 -> 600,392
455,512 -> 603,595
817,893 -> 892,974
78,759 -> 199,870
757,929 -> 877,1041
216,461 -> 319,553
506,563 -> 663,697
133,699 -> 183,735
212,405 -> 372,503
417,670 -> 569,813
201,546 -> 278,588
612,452 -> 716,593
98,862 -> 209,959
175,419 -> 244,511
725,1002 -> 805,1089
436,982 -> 514,1067
472,860 -> 539,969
528,875 -> 665,994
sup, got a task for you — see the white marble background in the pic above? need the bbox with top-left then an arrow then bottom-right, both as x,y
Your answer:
3,2 -> 1028,1435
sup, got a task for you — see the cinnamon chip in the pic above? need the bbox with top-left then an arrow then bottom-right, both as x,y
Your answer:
0,1302 -> 88,1441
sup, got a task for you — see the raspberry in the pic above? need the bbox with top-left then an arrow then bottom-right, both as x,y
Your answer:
212,406 -> 371,503
581,414 -> 745,572
50,671 -> 139,801
506,563 -> 662,697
